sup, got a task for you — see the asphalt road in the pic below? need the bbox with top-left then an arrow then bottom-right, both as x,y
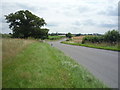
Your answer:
48,39 -> 118,88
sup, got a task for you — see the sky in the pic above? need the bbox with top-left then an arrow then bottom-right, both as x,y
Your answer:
1,0 -> 119,34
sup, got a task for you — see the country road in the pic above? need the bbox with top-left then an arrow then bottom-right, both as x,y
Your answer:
48,39 -> 118,88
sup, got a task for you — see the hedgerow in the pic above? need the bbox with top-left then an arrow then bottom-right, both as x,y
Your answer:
82,30 -> 120,44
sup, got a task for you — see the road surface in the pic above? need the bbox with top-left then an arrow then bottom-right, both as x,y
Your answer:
48,39 -> 118,88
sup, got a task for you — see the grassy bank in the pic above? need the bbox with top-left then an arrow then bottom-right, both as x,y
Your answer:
3,39 -> 107,88
61,41 -> 120,51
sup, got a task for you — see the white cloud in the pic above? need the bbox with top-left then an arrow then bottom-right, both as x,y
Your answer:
1,0 -> 119,34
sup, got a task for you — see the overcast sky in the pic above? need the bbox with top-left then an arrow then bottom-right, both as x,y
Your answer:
1,0 -> 119,34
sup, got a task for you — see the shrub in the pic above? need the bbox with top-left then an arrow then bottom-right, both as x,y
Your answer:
104,30 -> 120,44
66,38 -> 72,41
82,30 -> 120,44
82,36 -> 102,44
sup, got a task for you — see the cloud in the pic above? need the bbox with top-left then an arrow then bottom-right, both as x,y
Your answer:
1,0 -> 118,34
98,6 -> 118,16
99,23 -> 118,28
118,1 -> 120,16
83,19 -> 96,26
47,22 -> 59,27
77,6 -> 91,13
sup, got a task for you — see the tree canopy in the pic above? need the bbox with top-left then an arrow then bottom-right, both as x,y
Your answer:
5,10 -> 49,39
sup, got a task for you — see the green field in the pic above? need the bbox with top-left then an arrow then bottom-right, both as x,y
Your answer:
48,35 -> 65,40
3,39 -> 107,88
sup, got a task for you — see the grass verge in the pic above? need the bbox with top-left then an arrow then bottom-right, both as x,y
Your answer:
3,39 -> 107,88
61,41 -> 120,51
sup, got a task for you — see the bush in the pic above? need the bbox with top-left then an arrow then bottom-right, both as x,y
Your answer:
82,30 -> 120,44
82,36 -> 102,44
104,30 -> 120,44
66,38 -> 72,41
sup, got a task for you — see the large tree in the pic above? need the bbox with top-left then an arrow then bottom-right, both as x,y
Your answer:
5,10 -> 49,39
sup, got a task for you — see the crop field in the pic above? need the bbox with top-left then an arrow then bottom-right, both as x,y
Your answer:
2,39 -> 106,88
72,36 -> 85,43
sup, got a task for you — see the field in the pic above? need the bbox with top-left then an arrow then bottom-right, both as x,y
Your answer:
48,35 -> 65,40
2,39 -> 106,88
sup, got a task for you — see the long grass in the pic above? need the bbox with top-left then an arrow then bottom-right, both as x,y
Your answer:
3,39 -> 107,88
2,38 -> 35,60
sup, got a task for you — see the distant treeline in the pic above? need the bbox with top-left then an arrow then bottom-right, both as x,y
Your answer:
0,33 -> 12,38
49,33 -> 66,36
0,32 -> 107,38
49,33 -> 102,36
